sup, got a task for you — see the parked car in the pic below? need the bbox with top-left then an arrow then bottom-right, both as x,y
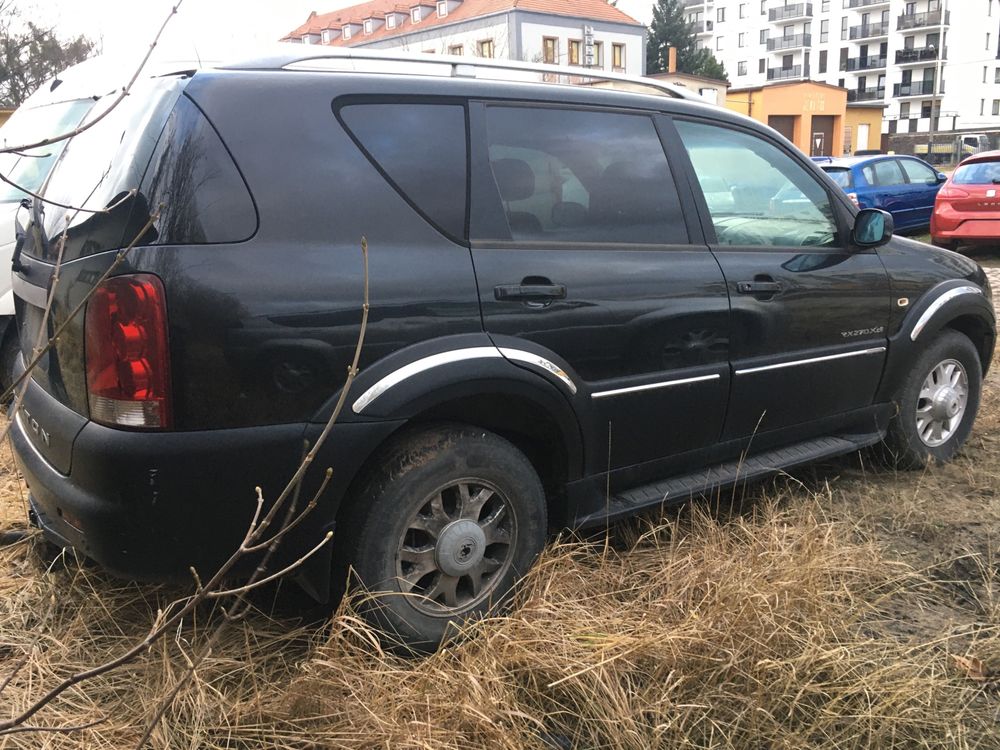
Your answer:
931,150 -> 1000,251
10,49 -> 995,650
818,155 -> 947,232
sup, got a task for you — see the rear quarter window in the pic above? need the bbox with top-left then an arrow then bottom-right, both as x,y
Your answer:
337,102 -> 468,241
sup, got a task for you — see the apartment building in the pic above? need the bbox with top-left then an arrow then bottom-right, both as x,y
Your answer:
282,0 -> 645,76
686,0 -> 1000,141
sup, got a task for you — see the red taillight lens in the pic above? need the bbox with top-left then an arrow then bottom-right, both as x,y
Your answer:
937,186 -> 969,200
85,274 -> 172,429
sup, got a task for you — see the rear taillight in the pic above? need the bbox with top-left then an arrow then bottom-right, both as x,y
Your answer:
846,192 -> 860,208
85,274 -> 172,429
937,186 -> 970,200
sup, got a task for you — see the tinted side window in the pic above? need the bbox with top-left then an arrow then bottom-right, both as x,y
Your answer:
675,120 -> 839,248
483,106 -> 686,245
870,159 -> 905,186
140,95 -> 258,245
898,158 -> 936,184
339,103 -> 468,240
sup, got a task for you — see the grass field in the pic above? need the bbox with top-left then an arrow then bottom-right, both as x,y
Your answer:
2,276 -> 1000,748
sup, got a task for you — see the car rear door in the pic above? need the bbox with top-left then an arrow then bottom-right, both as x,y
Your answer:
672,118 -> 891,441
469,102 -> 731,472
859,158 -> 911,228
896,157 -> 942,228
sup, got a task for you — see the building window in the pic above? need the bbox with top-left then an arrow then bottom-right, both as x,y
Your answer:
542,36 -> 557,64
411,7 -> 422,23
822,0 -> 830,10
593,41 -> 604,68
994,99 -> 1000,116
900,102 -> 910,118
759,29 -> 768,44
478,39 -> 494,58
738,60 -> 747,75
386,14 -> 397,29
981,99 -> 986,116
738,32 -> 746,48
840,16 -> 847,40
759,58 -> 766,73
739,3 -> 747,18
364,19 -> 372,34
612,43 -> 625,71
820,19 -> 829,43
819,50 -> 827,74
717,7 -> 725,22
437,1 -> 448,17
761,0 -> 766,14
343,25 -> 352,40
449,44 -> 463,55
716,36 -> 724,51
568,39 -> 582,65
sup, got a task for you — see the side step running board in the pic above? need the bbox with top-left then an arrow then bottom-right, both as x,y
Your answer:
577,433 -> 882,527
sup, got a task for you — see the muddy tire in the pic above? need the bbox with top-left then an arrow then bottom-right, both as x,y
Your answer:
883,330 -> 982,469
343,424 -> 546,652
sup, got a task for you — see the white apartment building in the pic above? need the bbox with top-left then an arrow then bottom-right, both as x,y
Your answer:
686,0 -> 1000,136
283,0 -> 646,77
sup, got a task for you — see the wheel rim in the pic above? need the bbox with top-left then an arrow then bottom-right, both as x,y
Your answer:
395,478 -> 517,616
915,358 -> 969,448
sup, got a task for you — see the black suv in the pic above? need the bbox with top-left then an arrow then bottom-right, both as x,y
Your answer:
11,51 -> 995,648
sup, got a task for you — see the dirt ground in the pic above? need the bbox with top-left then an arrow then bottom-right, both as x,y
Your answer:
1,252 -> 1000,748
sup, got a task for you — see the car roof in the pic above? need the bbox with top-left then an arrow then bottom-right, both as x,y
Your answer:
958,150 -> 1000,166
820,154 -> 929,169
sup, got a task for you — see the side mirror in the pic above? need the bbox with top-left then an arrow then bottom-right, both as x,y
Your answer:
937,172 -> 948,183
852,208 -> 894,249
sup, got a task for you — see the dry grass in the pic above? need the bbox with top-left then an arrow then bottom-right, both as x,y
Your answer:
3,352 -> 1000,747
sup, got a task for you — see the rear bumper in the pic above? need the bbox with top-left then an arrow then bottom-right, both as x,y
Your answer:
11,375 -> 402,584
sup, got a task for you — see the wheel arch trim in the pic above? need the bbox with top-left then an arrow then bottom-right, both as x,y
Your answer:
910,285 -> 985,342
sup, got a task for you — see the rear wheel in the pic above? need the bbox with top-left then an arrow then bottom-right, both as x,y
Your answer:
883,330 -> 982,468
343,425 -> 547,651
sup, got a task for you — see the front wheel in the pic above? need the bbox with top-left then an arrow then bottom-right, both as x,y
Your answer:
883,330 -> 982,468
344,425 -> 547,651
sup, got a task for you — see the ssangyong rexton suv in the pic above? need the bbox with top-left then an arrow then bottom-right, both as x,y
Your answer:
10,49 -> 995,649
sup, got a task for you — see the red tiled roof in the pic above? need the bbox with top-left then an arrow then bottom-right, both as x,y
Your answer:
282,0 -> 641,44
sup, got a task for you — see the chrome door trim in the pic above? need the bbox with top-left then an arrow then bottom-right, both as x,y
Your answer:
591,373 -> 720,400
734,346 -> 886,376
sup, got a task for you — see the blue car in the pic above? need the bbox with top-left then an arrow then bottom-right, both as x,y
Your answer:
818,155 -> 948,232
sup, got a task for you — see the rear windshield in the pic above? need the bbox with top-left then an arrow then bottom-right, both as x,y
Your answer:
821,167 -> 853,189
29,76 -> 186,262
952,161 -> 1000,185
0,99 -> 94,204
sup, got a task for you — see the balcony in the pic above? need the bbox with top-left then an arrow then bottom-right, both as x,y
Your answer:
769,3 -> 812,22
893,80 -> 939,97
843,0 -> 889,7
695,19 -> 714,34
897,10 -> 949,31
848,21 -> 888,40
841,55 -> 886,72
767,64 -> 810,81
767,33 -> 811,52
895,46 -> 945,65
680,0 -> 706,7
847,87 -> 885,102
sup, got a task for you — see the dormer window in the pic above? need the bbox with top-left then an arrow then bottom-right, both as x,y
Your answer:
437,1 -> 448,17
412,6 -> 422,23
343,25 -> 352,39
364,18 -> 373,34
386,13 -> 397,29
321,29 -> 330,43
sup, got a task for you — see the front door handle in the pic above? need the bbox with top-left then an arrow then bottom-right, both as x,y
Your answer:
494,283 -> 567,302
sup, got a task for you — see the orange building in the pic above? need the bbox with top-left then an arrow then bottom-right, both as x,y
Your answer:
725,80 -> 884,158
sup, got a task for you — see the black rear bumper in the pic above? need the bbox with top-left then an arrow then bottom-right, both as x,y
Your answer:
10,375 -> 402,586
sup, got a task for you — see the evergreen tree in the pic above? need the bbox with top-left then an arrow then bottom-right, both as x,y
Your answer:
646,0 -> 728,80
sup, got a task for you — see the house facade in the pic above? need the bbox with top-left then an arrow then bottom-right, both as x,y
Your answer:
283,0 -> 647,76
685,0 -> 1000,139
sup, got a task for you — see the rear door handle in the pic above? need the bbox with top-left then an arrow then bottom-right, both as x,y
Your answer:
494,283 -> 567,302
736,280 -> 782,295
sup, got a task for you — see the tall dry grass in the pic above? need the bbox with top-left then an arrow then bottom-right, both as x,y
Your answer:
2,487 -> 998,749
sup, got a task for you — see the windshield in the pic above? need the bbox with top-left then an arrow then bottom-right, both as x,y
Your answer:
821,167 -> 853,188
952,160 -> 1000,185
0,99 -> 95,203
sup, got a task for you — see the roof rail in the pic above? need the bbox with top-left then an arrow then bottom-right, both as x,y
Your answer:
223,45 -> 711,103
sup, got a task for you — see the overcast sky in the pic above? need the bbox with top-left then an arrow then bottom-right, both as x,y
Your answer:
18,0 -> 654,61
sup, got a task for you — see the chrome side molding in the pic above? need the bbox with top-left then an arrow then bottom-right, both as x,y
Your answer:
735,346 -> 886,376
591,373 -> 719,400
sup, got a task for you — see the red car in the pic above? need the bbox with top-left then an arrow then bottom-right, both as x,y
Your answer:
931,150 -> 1000,251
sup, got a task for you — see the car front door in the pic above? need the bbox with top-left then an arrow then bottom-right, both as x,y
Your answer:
673,118 -> 891,441
860,158 -> 911,228
469,103 -> 731,472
